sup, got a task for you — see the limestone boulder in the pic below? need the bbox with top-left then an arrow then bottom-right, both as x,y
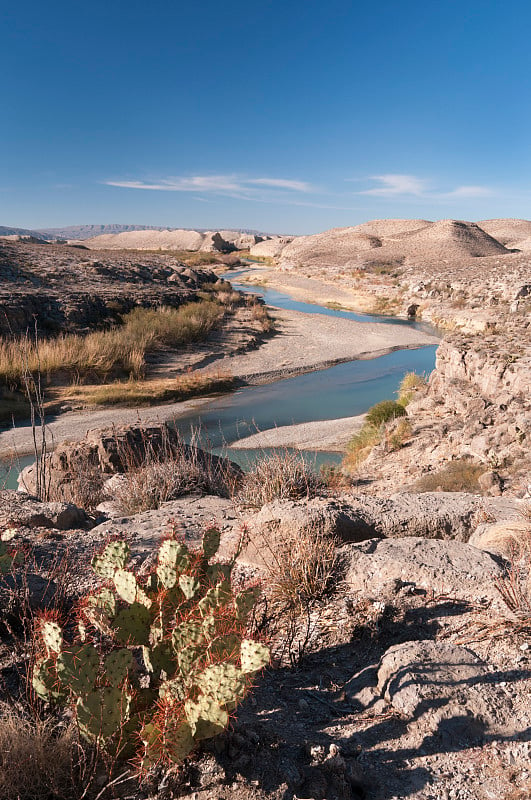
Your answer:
342,536 -> 505,604
0,490 -> 86,530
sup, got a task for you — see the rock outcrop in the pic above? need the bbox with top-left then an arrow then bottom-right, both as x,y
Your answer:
0,239 -> 220,336
0,490 -> 86,530
343,536 -> 506,605
18,423 -> 242,502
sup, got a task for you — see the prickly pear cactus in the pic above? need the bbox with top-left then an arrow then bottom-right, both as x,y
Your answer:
32,528 -> 269,769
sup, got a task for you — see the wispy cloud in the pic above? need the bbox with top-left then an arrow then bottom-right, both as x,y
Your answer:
104,174 -> 313,197
355,174 -> 493,200
444,185 -> 492,198
359,174 -> 428,196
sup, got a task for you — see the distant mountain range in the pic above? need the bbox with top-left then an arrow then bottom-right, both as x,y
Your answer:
0,224 -> 270,241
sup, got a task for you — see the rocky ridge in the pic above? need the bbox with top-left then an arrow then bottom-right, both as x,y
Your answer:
244,218 -> 530,497
0,239 -> 221,336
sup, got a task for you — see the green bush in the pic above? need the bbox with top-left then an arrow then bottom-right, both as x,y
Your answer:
365,400 -> 407,428
32,531 -> 268,769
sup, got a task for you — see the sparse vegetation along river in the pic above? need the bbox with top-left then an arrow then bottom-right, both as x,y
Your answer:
1,277 -> 439,487
172,275 -> 439,469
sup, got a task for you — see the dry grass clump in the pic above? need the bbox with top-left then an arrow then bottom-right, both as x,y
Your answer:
0,300 -> 223,387
0,711 -> 87,800
385,417 -> 413,451
235,450 -> 324,508
342,424 -> 382,473
494,532 -> 531,629
263,523 -> 339,608
397,371 -> 427,406
68,371 -> 234,407
249,521 -> 341,666
413,459 -> 486,493
113,436 -> 237,514
249,301 -> 274,332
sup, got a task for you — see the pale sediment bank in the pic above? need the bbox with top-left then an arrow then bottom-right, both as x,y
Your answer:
233,266 -> 379,312
195,306 -> 438,384
0,306 -> 438,460
229,413 -> 366,452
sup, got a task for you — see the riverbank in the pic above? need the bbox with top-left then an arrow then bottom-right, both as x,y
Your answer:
229,413 -> 366,451
0,305 -> 437,460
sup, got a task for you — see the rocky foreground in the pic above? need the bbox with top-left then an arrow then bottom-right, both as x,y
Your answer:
1,422 -> 531,800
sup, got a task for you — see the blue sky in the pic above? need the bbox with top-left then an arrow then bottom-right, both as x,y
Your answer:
2,0 -> 531,234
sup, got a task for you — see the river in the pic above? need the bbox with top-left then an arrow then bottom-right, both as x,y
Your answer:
1,274 -> 439,486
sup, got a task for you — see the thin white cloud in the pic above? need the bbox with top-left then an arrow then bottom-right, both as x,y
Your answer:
249,178 -> 312,192
104,174 -> 313,196
443,185 -> 492,198
359,174 -> 428,196
356,174 -> 493,200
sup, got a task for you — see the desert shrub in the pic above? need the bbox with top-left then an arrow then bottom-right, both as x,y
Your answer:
32,532 -> 269,770
397,371 -> 427,407
413,459 -> 487,493
113,434 -> 238,514
235,450 -> 324,508
0,711 -> 88,800
385,417 -> 413,451
249,301 -> 274,332
365,400 -> 407,428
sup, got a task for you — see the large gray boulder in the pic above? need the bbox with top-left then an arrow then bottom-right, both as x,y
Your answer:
342,536 -> 506,605
90,495 -> 238,561
0,490 -> 86,530
346,641 -> 515,748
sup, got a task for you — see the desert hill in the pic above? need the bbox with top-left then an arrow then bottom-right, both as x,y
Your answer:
82,228 -> 267,252
478,218 -> 531,248
278,218 -> 511,268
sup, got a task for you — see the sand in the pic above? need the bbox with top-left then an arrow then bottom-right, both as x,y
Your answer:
229,414 -> 366,451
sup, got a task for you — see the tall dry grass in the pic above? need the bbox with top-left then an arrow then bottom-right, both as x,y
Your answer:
235,449 -> 324,508
0,301 -> 223,387
0,712 -> 88,800
113,430 -> 238,514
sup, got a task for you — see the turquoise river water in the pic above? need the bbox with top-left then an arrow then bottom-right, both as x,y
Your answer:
1,276 -> 439,485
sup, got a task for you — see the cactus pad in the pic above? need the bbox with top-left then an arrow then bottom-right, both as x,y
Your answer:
76,686 -> 131,741
105,649 -> 133,685
198,580 -> 232,614
185,696 -> 228,740
56,644 -> 99,695
156,563 -> 177,589
92,541 -> 130,579
179,574 -> 199,600
40,620 -> 63,654
113,569 -> 138,604
32,657 -> 64,701
196,663 -> 246,707
235,587 -> 261,620
114,602 -> 151,645
172,620 -> 203,651
240,639 -> 269,674
158,539 -> 190,571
